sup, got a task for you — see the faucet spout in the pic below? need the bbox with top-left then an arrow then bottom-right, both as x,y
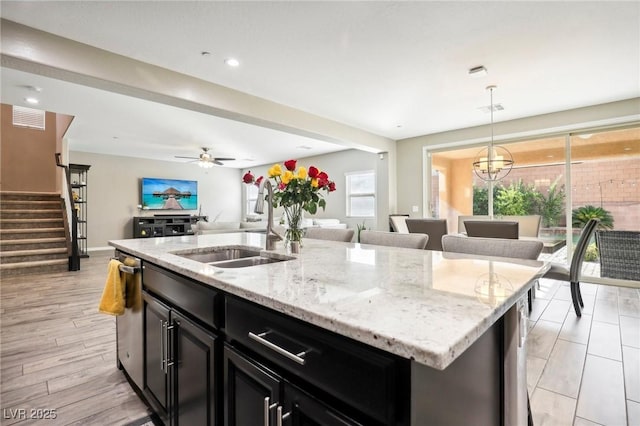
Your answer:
255,179 -> 282,250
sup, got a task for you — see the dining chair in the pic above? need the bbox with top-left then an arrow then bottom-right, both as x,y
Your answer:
388,214 -> 410,233
442,233 -> 544,313
543,218 -> 599,317
464,220 -> 519,239
405,218 -> 448,251
304,227 -> 355,242
442,235 -> 543,261
359,230 -> 428,249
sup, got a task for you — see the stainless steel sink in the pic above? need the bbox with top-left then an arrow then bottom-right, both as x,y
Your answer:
172,247 -> 261,263
171,246 -> 293,268
210,256 -> 287,268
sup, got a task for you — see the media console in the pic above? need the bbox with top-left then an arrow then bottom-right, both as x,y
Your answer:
133,215 -> 207,238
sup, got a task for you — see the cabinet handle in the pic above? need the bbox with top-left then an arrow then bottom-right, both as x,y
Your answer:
277,406 -> 291,426
248,331 -> 307,365
165,323 -> 175,372
263,397 -> 277,426
160,320 -> 166,372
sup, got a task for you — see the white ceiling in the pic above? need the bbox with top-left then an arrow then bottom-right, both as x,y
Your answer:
1,1 -> 639,168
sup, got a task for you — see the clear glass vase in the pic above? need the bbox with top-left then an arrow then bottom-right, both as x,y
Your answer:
283,204 -> 304,254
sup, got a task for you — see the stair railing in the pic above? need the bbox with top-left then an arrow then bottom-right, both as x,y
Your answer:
56,153 -> 80,271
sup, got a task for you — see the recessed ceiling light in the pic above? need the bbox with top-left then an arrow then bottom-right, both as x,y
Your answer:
396,124 -> 403,128
624,147 -> 631,151
24,97 -> 39,104
26,85 -> 43,92
201,51 -> 211,56
577,134 -> 593,139
225,58 -> 240,67
468,65 -> 488,78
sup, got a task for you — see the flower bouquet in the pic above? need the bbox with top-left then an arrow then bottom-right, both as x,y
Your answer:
243,159 -> 335,250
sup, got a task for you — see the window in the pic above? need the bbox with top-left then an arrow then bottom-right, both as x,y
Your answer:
346,171 -> 375,217
246,184 -> 259,215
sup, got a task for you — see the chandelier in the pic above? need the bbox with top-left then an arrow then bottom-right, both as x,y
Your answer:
472,85 -> 514,181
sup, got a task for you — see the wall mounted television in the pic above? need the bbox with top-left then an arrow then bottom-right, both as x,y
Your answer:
141,177 -> 198,210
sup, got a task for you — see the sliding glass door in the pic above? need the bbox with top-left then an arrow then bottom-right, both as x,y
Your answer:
426,125 -> 639,285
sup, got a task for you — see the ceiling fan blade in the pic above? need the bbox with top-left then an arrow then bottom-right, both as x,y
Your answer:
213,160 -> 223,166
175,155 -> 199,160
213,157 -> 235,161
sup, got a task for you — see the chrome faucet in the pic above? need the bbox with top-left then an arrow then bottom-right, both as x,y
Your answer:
254,179 -> 283,250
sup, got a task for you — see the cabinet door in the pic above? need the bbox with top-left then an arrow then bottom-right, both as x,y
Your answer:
171,310 -> 218,426
224,345 -> 281,426
282,383 -> 363,426
144,293 -> 171,415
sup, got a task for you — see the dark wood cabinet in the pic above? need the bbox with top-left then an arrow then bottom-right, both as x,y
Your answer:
133,215 -> 207,238
223,345 -> 362,426
144,292 -> 219,426
224,345 -> 280,426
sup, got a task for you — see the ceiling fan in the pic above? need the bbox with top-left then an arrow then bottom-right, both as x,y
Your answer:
175,147 -> 235,167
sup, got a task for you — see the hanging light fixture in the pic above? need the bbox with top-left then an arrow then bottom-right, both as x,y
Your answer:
472,85 -> 514,181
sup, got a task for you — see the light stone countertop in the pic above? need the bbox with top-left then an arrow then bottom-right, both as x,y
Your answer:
109,232 -> 548,370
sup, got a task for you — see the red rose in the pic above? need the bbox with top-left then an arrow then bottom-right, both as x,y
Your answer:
255,176 -> 264,186
328,181 -> 336,192
317,171 -> 329,187
278,182 -> 286,190
284,159 -> 297,171
308,166 -> 319,178
242,171 -> 254,184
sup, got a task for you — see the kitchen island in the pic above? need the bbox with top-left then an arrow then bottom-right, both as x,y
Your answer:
110,232 -> 548,426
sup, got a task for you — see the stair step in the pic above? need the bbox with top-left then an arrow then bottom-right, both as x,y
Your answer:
0,249 -> 68,263
0,192 -> 61,202
0,218 -> 65,229
0,209 -> 63,219
0,228 -> 66,240
1,200 -> 63,210
0,258 -> 69,277
0,238 -> 67,251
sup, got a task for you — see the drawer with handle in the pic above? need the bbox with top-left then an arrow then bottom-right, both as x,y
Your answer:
143,263 -> 220,329
225,296 -> 403,424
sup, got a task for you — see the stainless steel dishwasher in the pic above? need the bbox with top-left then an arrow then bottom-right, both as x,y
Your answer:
114,250 -> 144,390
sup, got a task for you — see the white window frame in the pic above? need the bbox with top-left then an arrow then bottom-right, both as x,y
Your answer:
246,184 -> 259,215
345,170 -> 376,218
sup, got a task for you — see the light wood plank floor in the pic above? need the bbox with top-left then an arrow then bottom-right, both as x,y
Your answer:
1,250 -> 152,425
2,250 -> 638,425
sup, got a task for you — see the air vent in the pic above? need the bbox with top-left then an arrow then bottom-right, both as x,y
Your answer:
12,106 -> 45,130
477,104 -> 504,113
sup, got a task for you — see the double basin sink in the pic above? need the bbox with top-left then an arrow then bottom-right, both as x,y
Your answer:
172,246 -> 293,268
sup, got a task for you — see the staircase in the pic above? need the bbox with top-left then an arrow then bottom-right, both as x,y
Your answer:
0,192 -> 70,277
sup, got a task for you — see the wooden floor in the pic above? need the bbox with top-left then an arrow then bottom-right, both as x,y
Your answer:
1,250 -> 638,425
0,250 -> 151,425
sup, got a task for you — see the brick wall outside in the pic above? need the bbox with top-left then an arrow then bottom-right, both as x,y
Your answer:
473,157 -> 639,231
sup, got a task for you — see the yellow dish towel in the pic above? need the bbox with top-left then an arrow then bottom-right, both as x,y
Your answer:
123,257 -> 140,309
99,259 -> 126,316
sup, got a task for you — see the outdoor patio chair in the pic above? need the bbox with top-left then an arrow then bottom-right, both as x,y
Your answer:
595,230 -> 640,281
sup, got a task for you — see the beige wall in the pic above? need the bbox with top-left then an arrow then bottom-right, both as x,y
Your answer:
1,103 -> 60,192
1,103 -> 73,193
396,98 -> 640,218
70,151 -> 242,250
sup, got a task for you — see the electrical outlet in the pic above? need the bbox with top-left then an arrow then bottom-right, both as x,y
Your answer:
412,205 -> 419,212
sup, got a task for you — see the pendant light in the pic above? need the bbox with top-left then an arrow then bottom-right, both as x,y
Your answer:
472,85 -> 514,181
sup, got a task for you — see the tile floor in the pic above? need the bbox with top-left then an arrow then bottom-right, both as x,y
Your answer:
528,278 -> 640,426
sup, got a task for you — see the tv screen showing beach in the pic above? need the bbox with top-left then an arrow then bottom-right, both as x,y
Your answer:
141,178 -> 198,210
